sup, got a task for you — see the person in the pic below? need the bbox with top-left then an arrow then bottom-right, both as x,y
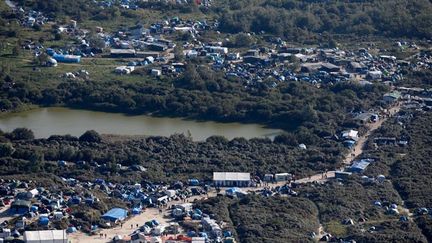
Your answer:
104,234 -> 107,239
131,224 -> 133,229
121,223 -> 123,228
136,224 -> 139,228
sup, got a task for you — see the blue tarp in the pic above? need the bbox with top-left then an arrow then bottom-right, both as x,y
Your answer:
39,217 -> 49,225
343,140 -> 356,148
188,179 -> 199,186
67,227 -> 77,233
132,208 -> 141,215
102,208 -> 128,222
53,53 -> 81,63
151,219 -> 159,226
226,187 -> 240,195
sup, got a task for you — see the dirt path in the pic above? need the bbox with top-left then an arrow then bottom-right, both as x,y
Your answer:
297,103 -> 401,184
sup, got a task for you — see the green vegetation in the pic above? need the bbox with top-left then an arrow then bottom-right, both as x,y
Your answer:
12,0 -> 432,42
214,0 -> 432,41
0,130 -> 344,182
362,111 -> 432,241
197,195 -> 319,243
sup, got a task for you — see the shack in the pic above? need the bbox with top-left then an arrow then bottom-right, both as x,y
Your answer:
335,171 -> 352,180
110,49 -> 136,58
274,173 -> 293,182
383,91 -> 401,103
24,230 -> 68,243
213,172 -> 251,187
348,160 -> 371,173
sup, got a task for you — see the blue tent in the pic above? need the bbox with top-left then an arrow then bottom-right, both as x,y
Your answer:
67,227 -> 77,233
53,54 -> 81,63
188,179 -> 199,186
39,217 -> 49,226
226,187 -> 240,196
46,48 -> 56,56
70,196 -> 82,205
30,205 -> 38,212
151,219 -> 159,226
102,208 -> 128,222
192,213 -> 202,220
132,208 -> 141,215
199,232 -> 208,239
343,140 -> 356,148
95,179 -> 105,185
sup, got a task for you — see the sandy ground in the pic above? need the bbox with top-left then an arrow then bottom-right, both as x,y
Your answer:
69,194 -> 215,243
70,208 -> 170,243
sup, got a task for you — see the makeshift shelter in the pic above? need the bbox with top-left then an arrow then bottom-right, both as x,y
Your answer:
24,230 -> 68,243
66,227 -> 77,233
263,174 -> 274,182
11,200 -> 31,214
348,160 -> 371,173
274,173 -> 292,182
52,54 -> 81,63
188,179 -> 200,186
102,208 -> 128,222
132,208 -> 141,215
39,216 -> 49,226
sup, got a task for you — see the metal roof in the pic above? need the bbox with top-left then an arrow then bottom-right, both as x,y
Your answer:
213,172 -> 250,181
350,161 -> 371,171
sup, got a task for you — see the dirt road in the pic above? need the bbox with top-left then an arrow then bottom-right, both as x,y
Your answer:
297,103 -> 401,184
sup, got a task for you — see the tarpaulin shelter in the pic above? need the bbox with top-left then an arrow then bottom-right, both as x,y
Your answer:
102,208 -> 128,222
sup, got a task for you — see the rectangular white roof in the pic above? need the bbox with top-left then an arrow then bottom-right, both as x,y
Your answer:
213,172 -> 250,181
24,230 -> 67,242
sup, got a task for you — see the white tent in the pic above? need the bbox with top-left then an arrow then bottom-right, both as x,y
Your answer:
24,230 -> 68,243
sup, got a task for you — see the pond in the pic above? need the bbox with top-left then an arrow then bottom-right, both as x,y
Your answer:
0,107 -> 282,141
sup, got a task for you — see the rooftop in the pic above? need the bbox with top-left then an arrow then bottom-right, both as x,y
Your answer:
24,230 -> 68,242
213,172 -> 250,181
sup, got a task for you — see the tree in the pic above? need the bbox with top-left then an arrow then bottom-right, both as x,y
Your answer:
35,53 -> 50,66
54,32 -> 62,41
234,33 -> 253,47
8,128 -> 35,140
88,34 -> 106,50
0,143 -> 15,157
79,130 -> 102,143
173,46 -> 185,62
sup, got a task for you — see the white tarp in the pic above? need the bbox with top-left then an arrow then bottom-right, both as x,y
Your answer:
24,230 -> 67,243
